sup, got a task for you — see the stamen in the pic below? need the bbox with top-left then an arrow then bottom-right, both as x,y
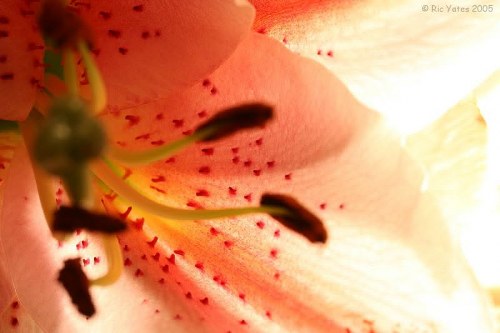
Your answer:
38,0 -> 93,49
19,111 -> 65,240
108,103 -> 273,166
63,49 -> 78,96
108,127 -> 216,166
78,41 -> 107,113
91,235 -> 124,286
260,194 -> 328,243
58,258 -> 96,317
194,103 -> 273,142
91,159 -> 288,220
53,205 -> 127,233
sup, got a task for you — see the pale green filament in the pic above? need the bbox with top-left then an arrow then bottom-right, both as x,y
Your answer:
91,235 -> 123,286
78,41 -> 107,113
91,158 -> 289,220
108,127 -> 218,166
63,50 -> 78,96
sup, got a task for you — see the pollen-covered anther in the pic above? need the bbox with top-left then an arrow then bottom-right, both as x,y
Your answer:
38,0 -> 93,49
53,206 -> 127,233
260,194 -> 327,243
58,258 -> 96,317
194,103 -> 273,142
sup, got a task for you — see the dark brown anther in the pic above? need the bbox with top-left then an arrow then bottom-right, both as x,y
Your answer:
194,103 -> 273,142
53,206 -> 127,233
261,194 -> 328,243
58,258 -> 95,317
38,0 -> 94,49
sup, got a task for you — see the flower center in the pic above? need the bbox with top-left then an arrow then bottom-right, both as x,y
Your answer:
16,0 -> 328,318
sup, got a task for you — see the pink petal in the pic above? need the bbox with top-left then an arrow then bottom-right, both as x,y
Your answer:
99,34 -> 494,331
0,145 -> 220,332
0,1 -> 44,121
76,0 -> 255,111
248,0 -> 500,131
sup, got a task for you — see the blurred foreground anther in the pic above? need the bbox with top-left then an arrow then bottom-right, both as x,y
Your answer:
58,258 -> 96,317
38,0 -> 93,49
53,206 -> 127,233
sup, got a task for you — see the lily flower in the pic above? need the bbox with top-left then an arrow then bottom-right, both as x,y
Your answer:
0,1 -> 499,333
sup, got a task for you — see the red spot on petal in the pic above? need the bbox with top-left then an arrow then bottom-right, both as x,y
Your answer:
151,140 -> 164,146
266,311 -> 272,319
267,161 -> 275,168
239,293 -> 246,301
174,249 -> 185,256
228,187 -> 237,196
141,254 -> 147,261
172,119 -> 184,128
224,240 -> 233,248
256,221 -> 265,229
94,257 -> 100,264
135,133 -> 150,140
124,115 -> 140,126
11,301 -> 19,310
151,252 -> 160,261
244,193 -> 252,202
82,258 -> 90,266
243,160 -> 252,167
198,110 -> 208,118
168,254 -> 176,265
182,130 -> 193,136
155,113 -> 164,120
162,264 -> 170,273
151,175 -> 165,183
135,269 -> 144,277
81,239 -> 88,249
187,200 -> 203,209
270,249 -> 278,258
118,47 -> 128,55
0,55 -> 7,63
210,227 -> 219,236
284,173 -> 292,180
150,185 -> 165,194
201,147 -> 214,155
257,27 -> 266,34
339,203 -> 345,209
202,79 -> 211,87
108,29 -> 121,38
200,297 -> 209,305
196,189 -> 209,197
198,166 -> 210,175
158,278 -> 165,284
141,31 -> 150,39
123,244 -> 130,252
255,138 -> 263,146
195,262 -> 204,271
274,272 -> 280,280
119,206 -> 132,219
147,236 -> 158,248
165,157 -> 176,163
99,11 -> 111,19
133,218 -> 144,230
320,203 -> 327,210
253,169 -> 261,176
1,73 -> 14,80
132,4 -> 144,12
232,156 -> 240,164
210,87 -> 218,95
0,31 -> 9,38
274,229 -> 281,238
240,320 -> 247,325
185,292 -> 192,299
0,16 -> 10,24
327,50 -> 334,57
317,49 -> 322,55
10,317 -> 18,327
